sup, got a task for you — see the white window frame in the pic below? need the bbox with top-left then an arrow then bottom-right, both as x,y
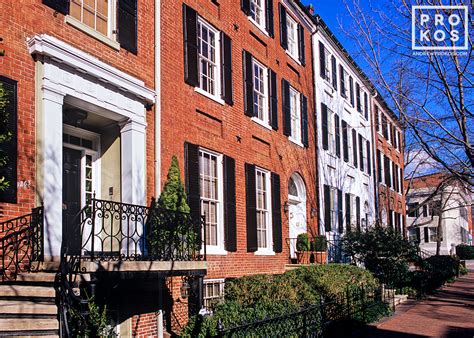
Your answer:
251,58 -> 270,127
68,0 -> 116,38
386,120 -> 392,144
255,168 -> 274,255
289,86 -> 303,146
376,107 -> 383,135
361,136 -> 368,175
327,108 -> 335,155
249,0 -> 266,32
203,278 -> 225,310
196,18 -> 223,103
428,227 -> 438,243
379,150 -> 385,186
286,14 -> 299,61
324,48 -> 332,83
347,126 -> 353,165
199,148 -> 226,255
341,68 -> 349,99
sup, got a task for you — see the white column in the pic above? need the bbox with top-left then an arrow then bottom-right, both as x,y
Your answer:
120,119 -> 147,206
40,88 -> 65,260
120,119 -> 147,255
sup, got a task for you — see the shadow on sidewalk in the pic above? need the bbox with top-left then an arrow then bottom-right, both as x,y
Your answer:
325,322 -> 429,338
442,326 -> 474,338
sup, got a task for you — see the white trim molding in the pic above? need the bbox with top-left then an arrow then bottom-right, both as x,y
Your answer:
27,34 -> 155,104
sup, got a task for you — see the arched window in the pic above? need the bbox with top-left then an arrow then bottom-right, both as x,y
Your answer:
288,173 -> 306,202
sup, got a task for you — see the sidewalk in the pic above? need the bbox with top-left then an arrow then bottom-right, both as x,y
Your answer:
360,263 -> 474,338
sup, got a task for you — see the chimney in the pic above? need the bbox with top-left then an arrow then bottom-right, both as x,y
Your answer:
307,4 -> 314,15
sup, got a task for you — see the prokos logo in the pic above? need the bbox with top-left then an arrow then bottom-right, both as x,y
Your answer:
412,5 -> 468,51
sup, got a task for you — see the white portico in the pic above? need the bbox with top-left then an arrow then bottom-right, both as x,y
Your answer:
28,35 -> 155,259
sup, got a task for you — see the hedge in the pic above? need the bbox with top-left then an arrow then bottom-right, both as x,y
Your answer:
456,244 -> 474,260
181,264 -> 379,337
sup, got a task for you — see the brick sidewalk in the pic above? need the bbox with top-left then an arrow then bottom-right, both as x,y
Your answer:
360,270 -> 474,338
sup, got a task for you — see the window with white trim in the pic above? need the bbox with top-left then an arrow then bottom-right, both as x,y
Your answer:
253,59 -> 269,124
341,68 -> 349,98
289,87 -> 302,144
199,149 -> 224,250
256,168 -> 272,251
327,108 -> 335,154
428,227 -> 438,243
198,18 -> 221,98
70,0 -> 114,37
347,126 -> 353,164
250,0 -> 266,30
379,150 -> 385,184
286,15 -> 299,59
203,279 -> 225,310
361,136 -> 367,173
324,48 -> 332,82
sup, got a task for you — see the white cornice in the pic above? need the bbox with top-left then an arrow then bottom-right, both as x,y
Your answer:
28,34 -> 155,104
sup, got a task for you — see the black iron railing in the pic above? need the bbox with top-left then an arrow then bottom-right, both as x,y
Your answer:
216,285 -> 394,337
286,235 -> 351,265
66,197 -> 205,262
0,207 -> 43,281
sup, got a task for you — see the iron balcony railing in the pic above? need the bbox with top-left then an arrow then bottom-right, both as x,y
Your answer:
0,207 -> 44,281
286,234 -> 351,265
65,197 -> 205,262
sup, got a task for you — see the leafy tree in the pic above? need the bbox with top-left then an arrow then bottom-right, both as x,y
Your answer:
0,82 -> 11,192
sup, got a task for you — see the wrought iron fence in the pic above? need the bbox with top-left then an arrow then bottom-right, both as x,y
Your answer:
216,285 -> 394,337
286,235 -> 351,265
0,207 -> 43,281
65,197 -> 205,262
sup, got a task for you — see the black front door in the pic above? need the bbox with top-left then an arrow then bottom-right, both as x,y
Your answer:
63,147 -> 82,255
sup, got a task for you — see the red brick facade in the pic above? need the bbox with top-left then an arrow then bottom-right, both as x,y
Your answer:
160,0 -> 317,281
0,0 -> 156,220
372,97 -> 406,231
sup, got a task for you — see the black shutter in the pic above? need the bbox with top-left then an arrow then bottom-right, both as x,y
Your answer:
366,140 -> 371,176
265,0 -> 274,37
0,76 -> 18,203
335,114 -> 340,157
42,0 -> 69,15
375,106 -> 380,132
339,65 -> 345,97
358,134 -> 364,172
223,155 -> 237,252
352,129 -> 358,168
322,103 -> 328,150
382,115 -> 388,139
279,3 -> 288,49
183,4 -> 199,87
245,163 -> 258,252
349,76 -> 354,106
301,94 -> 308,147
384,155 -> 390,186
331,55 -> 337,90
282,79 -> 291,136
319,41 -> 326,79
243,50 -> 254,117
337,189 -> 343,234
269,69 -> 278,130
185,142 -> 201,228
342,120 -> 348,162
221,32 -> 233,105
271,172 -> 282,253
241,0 -> 250,15
356,83 -> 361,112
377,150 -> 382,183
324,185 -> 331,232
356,196 -> 361,231
297,24 -> 305,65
118,0 -> 138,54
345,193 -> 351,231
363,92 -> 368,119
424,227 -> 429,243
416,227 -> 421,242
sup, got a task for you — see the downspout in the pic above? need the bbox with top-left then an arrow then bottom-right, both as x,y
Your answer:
154,0 -> 164,337
154,0 -> 161,198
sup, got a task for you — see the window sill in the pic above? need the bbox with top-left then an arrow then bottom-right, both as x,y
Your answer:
195,87 -> 225,105
65,16 -> 120,51
289,137 -> 304,148
251,117 -> 272,130
254,249 -> 276,256
205,246 -> 227,255
248,18 -> 270,38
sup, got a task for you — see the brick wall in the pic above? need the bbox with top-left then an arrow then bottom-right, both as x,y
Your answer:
0,0 -> 156,220
160,0 -> 317,279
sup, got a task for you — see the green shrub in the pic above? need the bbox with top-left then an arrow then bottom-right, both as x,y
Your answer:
423,255 -> 460,290
312,236 -> 327,251
456,244 -> 474,260
296,233 -> 310,251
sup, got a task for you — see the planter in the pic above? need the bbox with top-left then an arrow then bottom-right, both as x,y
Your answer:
296,251 -> 311,264
313,251 -> 327,264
